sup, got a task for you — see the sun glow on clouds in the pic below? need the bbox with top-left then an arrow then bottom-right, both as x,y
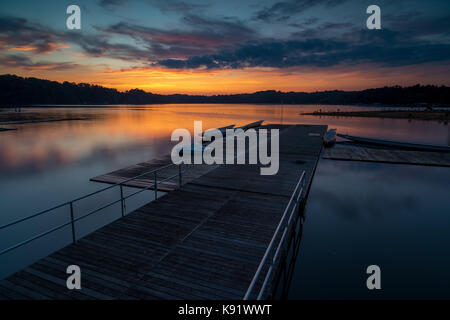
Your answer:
6,60 -> 449,95
74,63 -> 447,95
1,0 -> 450,94
8,44 -> 71,52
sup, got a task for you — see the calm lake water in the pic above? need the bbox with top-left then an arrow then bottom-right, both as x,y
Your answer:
1,104 -> 449,298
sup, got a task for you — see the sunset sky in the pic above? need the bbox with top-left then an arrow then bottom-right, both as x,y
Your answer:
0,0 -> 449,94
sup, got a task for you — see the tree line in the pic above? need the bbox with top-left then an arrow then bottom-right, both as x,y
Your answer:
1,74 -> 449,106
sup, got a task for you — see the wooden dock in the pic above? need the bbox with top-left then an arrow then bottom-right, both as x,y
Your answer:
91,155 -> 221,192
0,124 -> 326,300
323,146 -> 450,167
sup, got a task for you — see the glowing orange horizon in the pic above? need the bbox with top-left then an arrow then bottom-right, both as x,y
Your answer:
4,63 -> 449,95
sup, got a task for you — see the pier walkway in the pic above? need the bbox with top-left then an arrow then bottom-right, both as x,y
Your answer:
0,124 -> 326,300
323,145 -> 450,167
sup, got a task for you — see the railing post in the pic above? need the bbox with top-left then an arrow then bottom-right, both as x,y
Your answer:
120,185 -> 124,217
179,163 -> 182,188
283,226 -> 289,252
154,171 -> 158,200
69,202 -> 76,243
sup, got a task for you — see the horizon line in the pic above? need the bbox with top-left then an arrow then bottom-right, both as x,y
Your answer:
2,73 -> 449,97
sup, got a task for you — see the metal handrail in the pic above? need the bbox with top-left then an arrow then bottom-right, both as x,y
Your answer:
243,170 -> 306,300
0,163 -> 176,230
0,163 -> 184,256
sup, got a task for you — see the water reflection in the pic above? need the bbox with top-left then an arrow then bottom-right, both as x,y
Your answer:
1,105 -> 448,177
1,105 -> 449,293
287,160 -> 450,299
272,204 -> 306,300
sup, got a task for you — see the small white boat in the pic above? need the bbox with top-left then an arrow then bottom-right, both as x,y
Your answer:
323,129 -> 337,147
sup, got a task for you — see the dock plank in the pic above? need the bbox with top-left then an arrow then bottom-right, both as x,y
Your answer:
323,146 -> 450,167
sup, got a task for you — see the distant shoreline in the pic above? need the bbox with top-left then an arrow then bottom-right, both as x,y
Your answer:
2,74 -> 450,106
302,110 -> 450,121
0,112 -> 94,126
0,117 -> 90,125
2,103 -> 450,108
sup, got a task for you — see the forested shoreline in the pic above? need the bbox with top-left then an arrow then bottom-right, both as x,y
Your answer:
1,74 -> 450,106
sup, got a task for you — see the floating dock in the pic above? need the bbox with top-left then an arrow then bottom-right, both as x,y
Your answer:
0,124 -> 326,300
323,146 -> 450,167
91,156 -> 221,192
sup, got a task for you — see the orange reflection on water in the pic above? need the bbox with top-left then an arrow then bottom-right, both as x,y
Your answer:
0,105 -> 448,174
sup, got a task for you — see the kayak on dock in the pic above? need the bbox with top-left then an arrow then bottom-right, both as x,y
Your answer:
201,124 -> 235,141
235,120 -> 264,130
323,128 -> 337,147
201,120 -> 264,141
337,134 -> 450,152
202,124 -> 235,135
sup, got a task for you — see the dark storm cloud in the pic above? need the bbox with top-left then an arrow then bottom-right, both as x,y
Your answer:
182,14 -> 254,37
383,13 -> 450,40
0,16 -> 59,54
339,12 -> 450,46
0,15 -> 155,63
157,34 -> 450,69
99,0 -> 127,9
288,17 -> 320,28
0,54 -> 79,70
255,0 -> 347,22
99,22 -> 221,58
99,14 -> 257,58
157,7 -> 450,70
103,14 -> 256,46
148,0 -> 207,14
1,1 -> 450,72
157,39 -> 349,69
292,21 -> 355,38
0,17 -> 154,70
64,32 -> 150,61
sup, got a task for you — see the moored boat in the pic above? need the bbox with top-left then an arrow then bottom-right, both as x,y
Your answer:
323,128 -> 337,147
235,120 -> 264,130
201,124 -> 235,141
337,134 -> 450,152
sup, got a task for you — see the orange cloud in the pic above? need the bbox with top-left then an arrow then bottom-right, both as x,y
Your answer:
8,43 -> 71,52
9,46 -> 37,51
